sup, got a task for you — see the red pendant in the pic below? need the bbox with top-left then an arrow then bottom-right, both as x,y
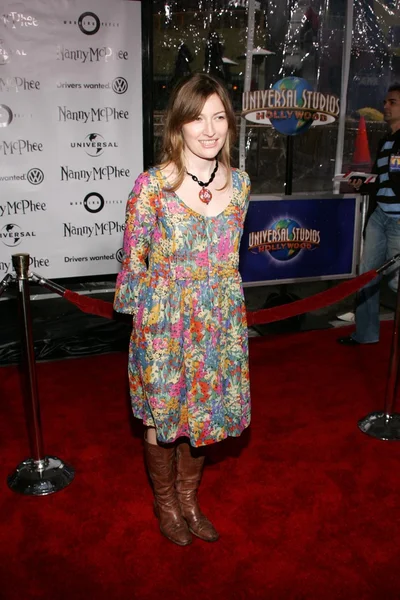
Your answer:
199,187 -> 212,204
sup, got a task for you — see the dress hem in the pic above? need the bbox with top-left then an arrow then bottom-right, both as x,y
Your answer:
138,415 -> 250,448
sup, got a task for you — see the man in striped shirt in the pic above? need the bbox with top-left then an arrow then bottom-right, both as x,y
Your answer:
338,84 -> 400,345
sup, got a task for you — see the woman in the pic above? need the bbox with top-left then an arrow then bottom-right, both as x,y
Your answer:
114,73 -> 251,546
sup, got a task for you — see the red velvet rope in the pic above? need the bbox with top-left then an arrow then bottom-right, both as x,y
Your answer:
64,290 -> 115,320
246,269 -> 377,326
63,269 -> 378,326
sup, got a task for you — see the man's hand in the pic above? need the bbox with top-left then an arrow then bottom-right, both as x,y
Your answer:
348,177 -> 365,190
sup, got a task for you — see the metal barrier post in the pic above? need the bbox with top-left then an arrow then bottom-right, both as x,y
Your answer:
358,256 -> 400,440
7,253 -> 75,495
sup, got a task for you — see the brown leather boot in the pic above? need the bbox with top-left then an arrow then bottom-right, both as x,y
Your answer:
175,441 -> 219,542
144,440 -> 192,546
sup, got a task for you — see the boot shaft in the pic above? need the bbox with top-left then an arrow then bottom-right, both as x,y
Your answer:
176,441 -> 205,492
144,440 -> 176,498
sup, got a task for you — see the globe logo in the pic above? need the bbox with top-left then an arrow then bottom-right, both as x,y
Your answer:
270,77 -> 314,136
269,218 -> 301,261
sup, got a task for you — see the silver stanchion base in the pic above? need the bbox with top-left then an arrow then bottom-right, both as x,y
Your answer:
7,456 -> 75,495
358,411 -> 400,441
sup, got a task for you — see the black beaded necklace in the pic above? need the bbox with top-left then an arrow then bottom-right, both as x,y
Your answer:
186,159 -> 219,205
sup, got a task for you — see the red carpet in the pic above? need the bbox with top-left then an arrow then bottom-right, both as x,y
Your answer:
1,322 -> 400,599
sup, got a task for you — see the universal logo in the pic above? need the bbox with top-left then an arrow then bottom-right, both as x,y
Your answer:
0,168 -> 44,185
0,39 -> 10,66
0,223 -> 36,247
69,192 -> 124,214
0,39 -> 27,66
71,133 -> 118,157
63,12 -> 120,36
116,248 -> 124,263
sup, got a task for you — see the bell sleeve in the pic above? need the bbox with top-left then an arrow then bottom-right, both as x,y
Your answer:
114,172 -> 158,315
240,170 -> 251,218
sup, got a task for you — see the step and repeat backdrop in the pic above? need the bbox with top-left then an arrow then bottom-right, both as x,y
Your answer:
0,0 -> 142,279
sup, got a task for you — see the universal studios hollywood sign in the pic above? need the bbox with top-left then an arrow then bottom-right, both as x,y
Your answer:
242,77 -> 340,135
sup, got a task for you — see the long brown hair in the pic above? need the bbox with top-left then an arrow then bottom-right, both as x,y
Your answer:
160,73 -> 237,191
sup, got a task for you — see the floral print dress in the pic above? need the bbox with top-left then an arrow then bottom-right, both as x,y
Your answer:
114,167 -> 251,447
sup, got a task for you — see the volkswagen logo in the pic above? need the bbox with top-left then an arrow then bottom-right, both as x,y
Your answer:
83,192 -> 104,214
27,168 -> 44,185
78,12 -> 100,36
112,77 -> 128,95
116,247 -> 124,263
0,104 -> 13,127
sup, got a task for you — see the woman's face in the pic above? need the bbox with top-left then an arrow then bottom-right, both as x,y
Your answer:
181,93 -> 229,163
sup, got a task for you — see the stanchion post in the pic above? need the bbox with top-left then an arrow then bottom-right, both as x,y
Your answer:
7,253 -> 75,495
358,261 -> 400,440
383,270 -> 400,422
13,253 -> 44,462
